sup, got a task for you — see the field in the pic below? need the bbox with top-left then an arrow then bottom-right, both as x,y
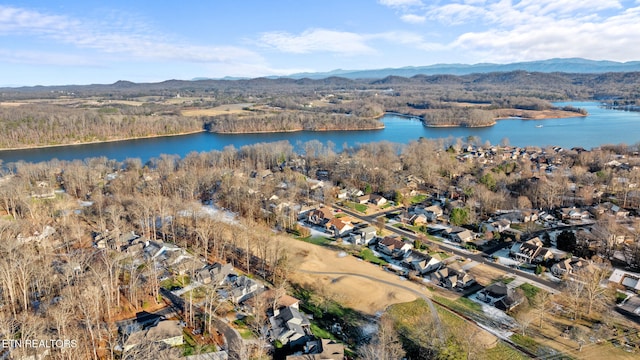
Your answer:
181,103 -> 254,116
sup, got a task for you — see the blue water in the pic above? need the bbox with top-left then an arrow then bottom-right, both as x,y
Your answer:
1,102 -> 639,164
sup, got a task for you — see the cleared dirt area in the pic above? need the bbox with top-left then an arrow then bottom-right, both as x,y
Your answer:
284,238 -> 425,315
283,238 -> 501,350
181,103 -> 254,116
466,263 -> 511,286
494,108 -> 586,120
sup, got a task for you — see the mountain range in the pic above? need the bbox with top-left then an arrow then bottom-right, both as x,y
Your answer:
275,58 -> 640,80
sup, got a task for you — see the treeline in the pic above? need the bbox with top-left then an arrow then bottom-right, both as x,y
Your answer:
207,111 -> 383,133
0,104 -> 203,148
422,108 -> 495,127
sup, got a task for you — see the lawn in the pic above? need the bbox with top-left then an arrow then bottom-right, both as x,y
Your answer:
518,283 -> 540,301
433,295 -> 483,316
357,248 -> 388,266
182,330 -> 218,356
410,194 -> 428,204
298,235 -> 333,246
482,342 -> 529,360
310,322 -> 338,340
160,274 -> 190,290
344,201 -> 368,213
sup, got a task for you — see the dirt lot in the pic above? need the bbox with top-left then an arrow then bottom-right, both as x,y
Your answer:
283,238 -> 500,349
285,238 -> 421,315
466,263 -> 511,286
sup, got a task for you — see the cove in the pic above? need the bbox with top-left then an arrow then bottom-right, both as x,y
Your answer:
1,101 -> 640,165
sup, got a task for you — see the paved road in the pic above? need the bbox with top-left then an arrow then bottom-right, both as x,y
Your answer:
337,204 -> 562,294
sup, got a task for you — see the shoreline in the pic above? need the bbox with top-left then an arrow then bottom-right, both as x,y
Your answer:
0,129 -> 206,152
0,108 -> 586,151
211,124 -> 385,134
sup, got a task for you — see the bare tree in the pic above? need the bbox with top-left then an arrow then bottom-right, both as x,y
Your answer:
359,315 -> 405,360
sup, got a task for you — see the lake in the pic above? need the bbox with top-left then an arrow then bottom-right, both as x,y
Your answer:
1,101 -> 639,164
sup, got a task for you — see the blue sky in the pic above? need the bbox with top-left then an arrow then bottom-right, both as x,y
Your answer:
1,0 -> 639,86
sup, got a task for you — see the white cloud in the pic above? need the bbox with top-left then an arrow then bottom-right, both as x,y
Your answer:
515,0 -> 622,17
259,29 -> 375,55
451,5 -> 640,62
427,3 -> 491,25
0,6 -> 76,34
379,0 -> 423,7
0,5 -> 264,67
400,14 -> 427,23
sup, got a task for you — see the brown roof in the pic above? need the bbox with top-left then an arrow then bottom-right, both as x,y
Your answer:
380,236 -> 406,250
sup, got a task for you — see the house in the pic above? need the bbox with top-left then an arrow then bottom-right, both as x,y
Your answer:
457,272 -> 476,288
521,210 -> 540,223
336,189 -> 348,200
172,256 -> 207,276
449,229 -> 474,243
357,194 -> 372,204
327,218 -> 354,238
560,207 -> 591,221
610,204 -> 630,218
357,194 -> 387,206
196,262 -> 234,285
94,230 -> 140,250
376,236 -> 412,258
225,275 -> 264,304
478,283 -> 524,311
270,306 -> 312,347
410,213 -> 428,226
369,194 -> 387,206
483,219 -> 511,233
550,257 -> 588,277
421,205 -> 443,221
123,320 -> 184,352
286,338 -> 344,360
609,269 -> 640,293
348,226 -> 377,246
307,207 -> 334,226
337,188 -> 363,200
402,251 -> 442,274
246,289 -> 300,313
143,240 -> 182,261
510,237 -> 552,264
433,267 -> 458,289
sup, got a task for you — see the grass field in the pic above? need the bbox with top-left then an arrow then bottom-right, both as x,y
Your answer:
344,201 -> 368,213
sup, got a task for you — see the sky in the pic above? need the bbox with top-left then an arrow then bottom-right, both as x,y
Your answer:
1,0 -> 640,86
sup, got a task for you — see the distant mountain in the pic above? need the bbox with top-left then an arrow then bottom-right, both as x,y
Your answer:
284,58 -> 640,79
